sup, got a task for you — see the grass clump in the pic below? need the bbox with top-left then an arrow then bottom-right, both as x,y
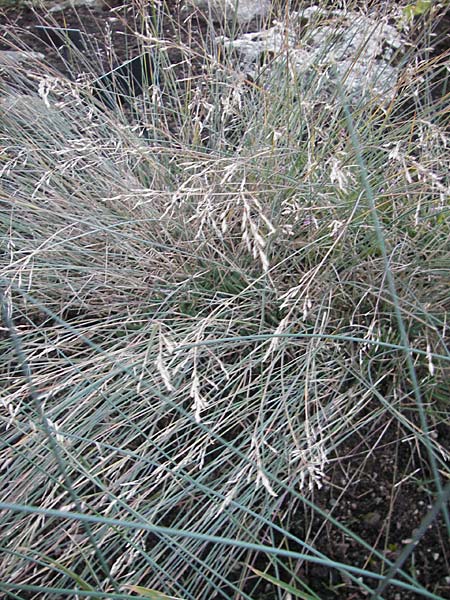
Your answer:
0,1 -> 449,599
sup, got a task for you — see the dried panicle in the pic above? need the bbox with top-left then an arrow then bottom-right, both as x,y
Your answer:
262,315 -> 291,363
426,342 -> 435,377
190,371 -> 207,423
188,84 -> 214,134
250,435 -> 278,497
328,154 -> 354,192
220,78 -> 245,120
241,193 -> 275,274
291,443 -> 327,491
46,418 -> 68,447
154,326 -> 176,392
37,74 -> 85,108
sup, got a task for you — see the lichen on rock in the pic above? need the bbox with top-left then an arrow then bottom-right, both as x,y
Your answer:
218,5 -> 406,106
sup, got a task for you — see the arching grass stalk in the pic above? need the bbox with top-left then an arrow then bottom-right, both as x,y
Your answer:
0,283 -> 443,598
334,69 -> 450,532
0,582 -> 167,600
2,279 -> 448,363
0,289 -> 119,593
0,501 -> 445,600
373,479 -> 450,598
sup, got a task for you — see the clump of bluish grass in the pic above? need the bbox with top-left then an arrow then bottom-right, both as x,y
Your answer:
1,1 -> 449,599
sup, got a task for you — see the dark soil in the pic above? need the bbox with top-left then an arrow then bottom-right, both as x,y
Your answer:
0,1 -> 199,91
1,2 -> 449,599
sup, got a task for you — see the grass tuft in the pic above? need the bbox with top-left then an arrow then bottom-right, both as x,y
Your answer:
1,1 -> 449,598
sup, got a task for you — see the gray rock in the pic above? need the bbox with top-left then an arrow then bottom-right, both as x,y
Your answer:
48,0 -> 104,13
0,94 -> 48,113
185,0 -> 271,25
0,50 -> 44,66
218,5 -> 405,106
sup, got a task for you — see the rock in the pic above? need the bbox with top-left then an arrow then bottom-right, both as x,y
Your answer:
218,5 -> 405,106
185,0 -> 271,25
362,511 -> 382,529
0,94 -> 48,112
48,0 -> 104,13
0,50 -> 44,66
35,26 -> 87,51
